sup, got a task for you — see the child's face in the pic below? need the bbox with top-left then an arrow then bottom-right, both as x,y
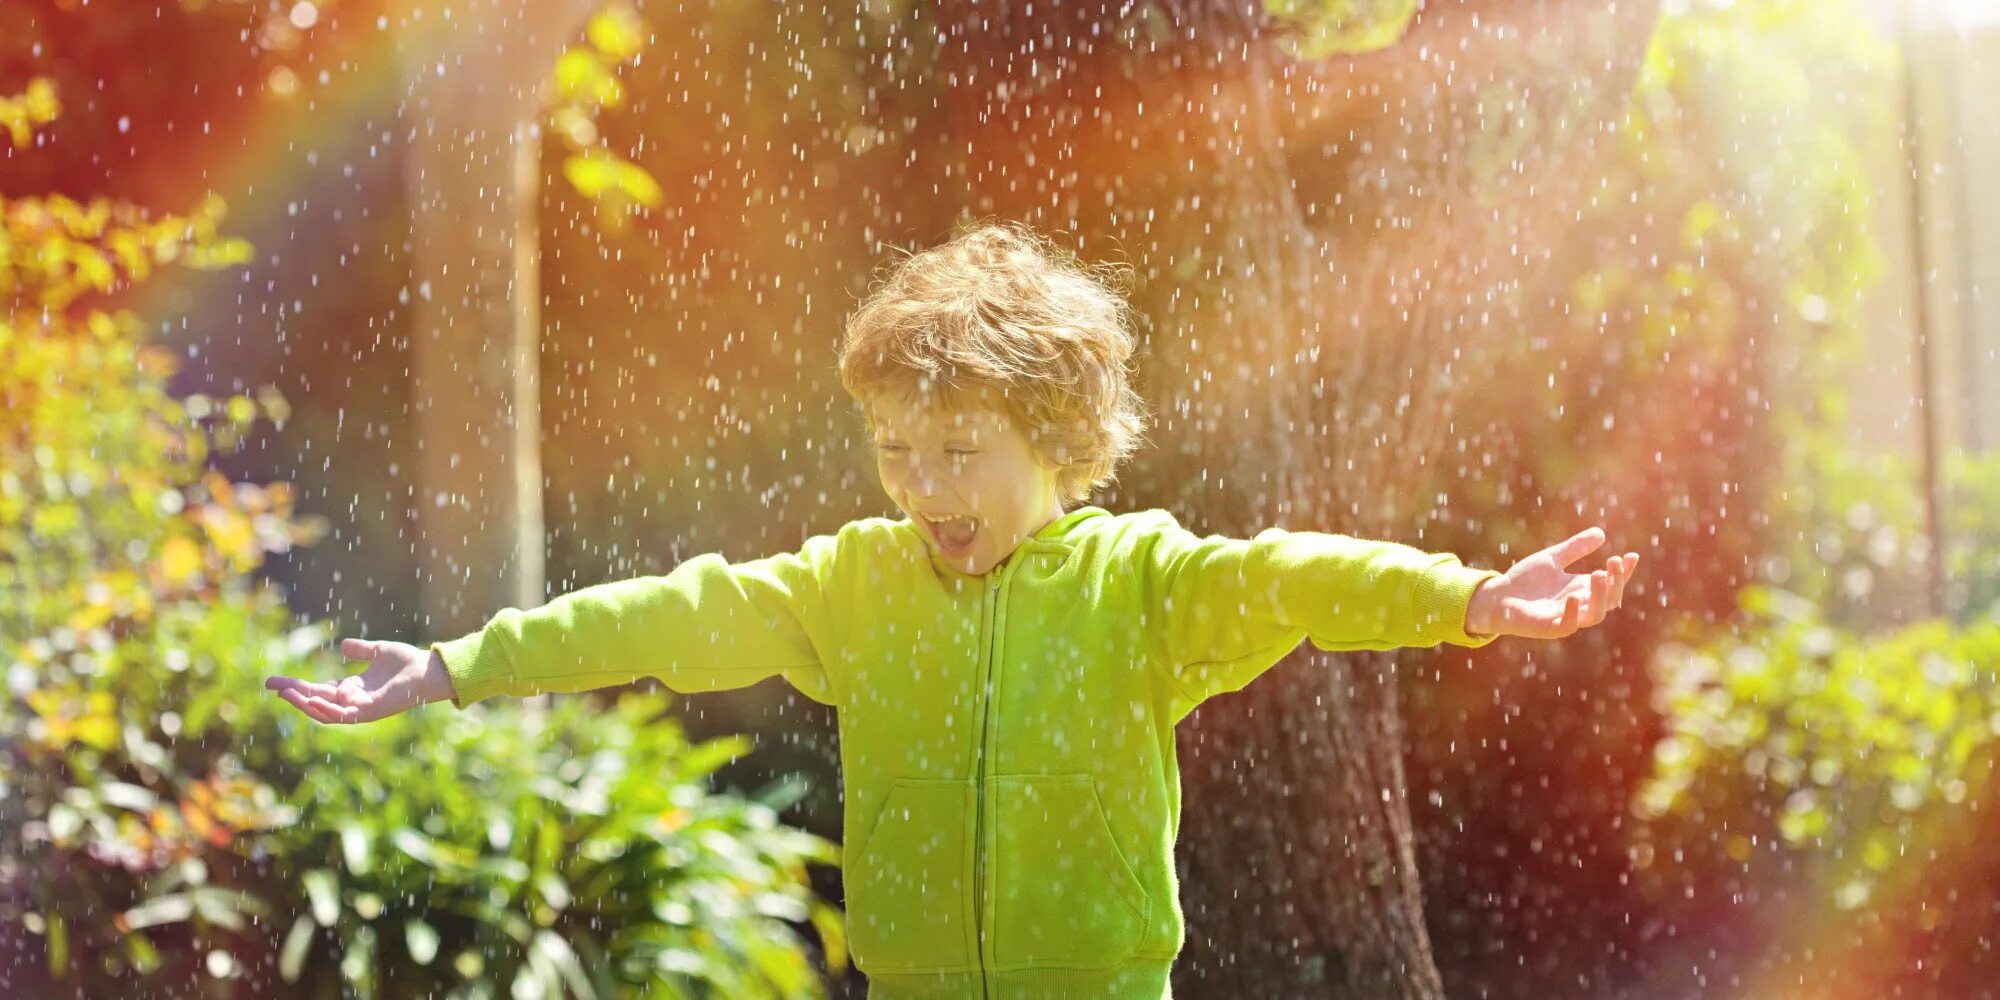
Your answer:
868,389 -> 1065,576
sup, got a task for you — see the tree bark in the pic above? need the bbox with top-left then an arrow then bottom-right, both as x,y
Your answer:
916,1 -> 1658,995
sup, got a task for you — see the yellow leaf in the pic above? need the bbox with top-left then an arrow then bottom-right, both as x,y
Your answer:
202,507 -> 260,572
554,50 -> 622,107
67,601 -> 113,633
562,150 -> 661,209
1273,0 -> 1419,58
586,4 -> 647,63
161,534 -> 202,586
77,248 -> 116,291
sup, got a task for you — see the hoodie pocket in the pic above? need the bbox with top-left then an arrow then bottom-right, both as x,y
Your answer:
845,778 -> 975,973
991,773 -> 1149,968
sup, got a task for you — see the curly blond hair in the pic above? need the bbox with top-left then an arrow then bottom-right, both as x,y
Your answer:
838,220 -> 1149,504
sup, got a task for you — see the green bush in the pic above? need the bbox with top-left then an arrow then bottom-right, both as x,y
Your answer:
1635,573 -> 2000,910
1,80 -> 843,998
1626,0 -> 2000,918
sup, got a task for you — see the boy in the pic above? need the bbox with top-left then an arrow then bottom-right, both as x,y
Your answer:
267,221 -> 1637,999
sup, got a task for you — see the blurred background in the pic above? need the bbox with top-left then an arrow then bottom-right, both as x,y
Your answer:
4,0 -> 1999,997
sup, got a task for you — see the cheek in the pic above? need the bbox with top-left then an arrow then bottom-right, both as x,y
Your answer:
875,458 -> 904,494
975,465 -> 1027,508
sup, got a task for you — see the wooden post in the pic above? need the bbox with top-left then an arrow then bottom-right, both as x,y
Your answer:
394,0 -> 593,637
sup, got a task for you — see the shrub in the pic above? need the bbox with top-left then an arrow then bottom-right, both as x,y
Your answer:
1,79 -> 842,999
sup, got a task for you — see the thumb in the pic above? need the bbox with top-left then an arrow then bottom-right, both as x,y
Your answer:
339,637 -> 380,662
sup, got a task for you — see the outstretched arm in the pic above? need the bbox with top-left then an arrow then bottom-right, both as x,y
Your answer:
266,528 -> 852,723
424,538 -> 842,709
1136,511 -> 1505,713
1462,527 -> 1639,639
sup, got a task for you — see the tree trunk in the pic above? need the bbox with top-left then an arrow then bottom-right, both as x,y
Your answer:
916,1 -> 1658,995
396,0 -> 592,635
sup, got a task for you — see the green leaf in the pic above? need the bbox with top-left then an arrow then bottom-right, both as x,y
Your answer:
479,856 -> 531,885
98,781 -> 159,812
654,945 -> 712,976
46,803 -> 82,842
45,914 -> 67,977
533,930 -> 595,1000
534,871 -> 572,912
810,903 -> 848,973
404,918 -> 440,966
303,868 -> 339,927
123,930 -> 161,975
339,821 -> 373,875
339,924 -> 375,987
392,827 -> 443,868
753,772 -> 811,812
279,915 -> 315,982
516,947 -> 557,1000
122,894 -> 193,930
678,735 -> 754,780
190,887 -> 263,931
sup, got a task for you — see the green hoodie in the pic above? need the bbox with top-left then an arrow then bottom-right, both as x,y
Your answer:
433,505 -> 1502,999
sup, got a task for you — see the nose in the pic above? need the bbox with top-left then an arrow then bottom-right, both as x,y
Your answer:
905,456 -> 945,497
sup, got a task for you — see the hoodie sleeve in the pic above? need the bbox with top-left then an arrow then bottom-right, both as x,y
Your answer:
1135,511 -> 1501,709
429,529 -> 846,710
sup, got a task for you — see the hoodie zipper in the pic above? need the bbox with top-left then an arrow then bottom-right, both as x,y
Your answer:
971,568 -> 1003,997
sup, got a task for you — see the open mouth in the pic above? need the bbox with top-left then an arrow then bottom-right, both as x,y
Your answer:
919,512 -> 979,556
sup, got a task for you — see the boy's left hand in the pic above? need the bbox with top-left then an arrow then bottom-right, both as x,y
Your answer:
1464,527 -> 1639,639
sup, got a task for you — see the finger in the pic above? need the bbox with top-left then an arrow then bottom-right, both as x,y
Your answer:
340,637 -> 379,662
277,687 -> 335,724
1563,593 -> 1581,636
325,682 -> 366,709
1551,527 -> 1607,570
300,693 -> 360,724
266,676 -> 343,701
1593,570 -> 1610,625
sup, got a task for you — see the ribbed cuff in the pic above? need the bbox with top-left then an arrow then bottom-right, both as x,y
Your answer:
431,628 -> 514,709
1409,560 -> 1504,648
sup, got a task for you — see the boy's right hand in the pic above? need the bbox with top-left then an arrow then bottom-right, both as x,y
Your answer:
264,638 -> 457,724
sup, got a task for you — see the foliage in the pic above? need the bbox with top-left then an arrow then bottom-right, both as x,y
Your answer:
1636,568 -> 2000,910
548,2 -> 663,230
1635,437 -> 2000,910
1,82 -> 840,997
1627,0 -> 2000,915
0,76 -> 59,148
1265,0 -> 1420,58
